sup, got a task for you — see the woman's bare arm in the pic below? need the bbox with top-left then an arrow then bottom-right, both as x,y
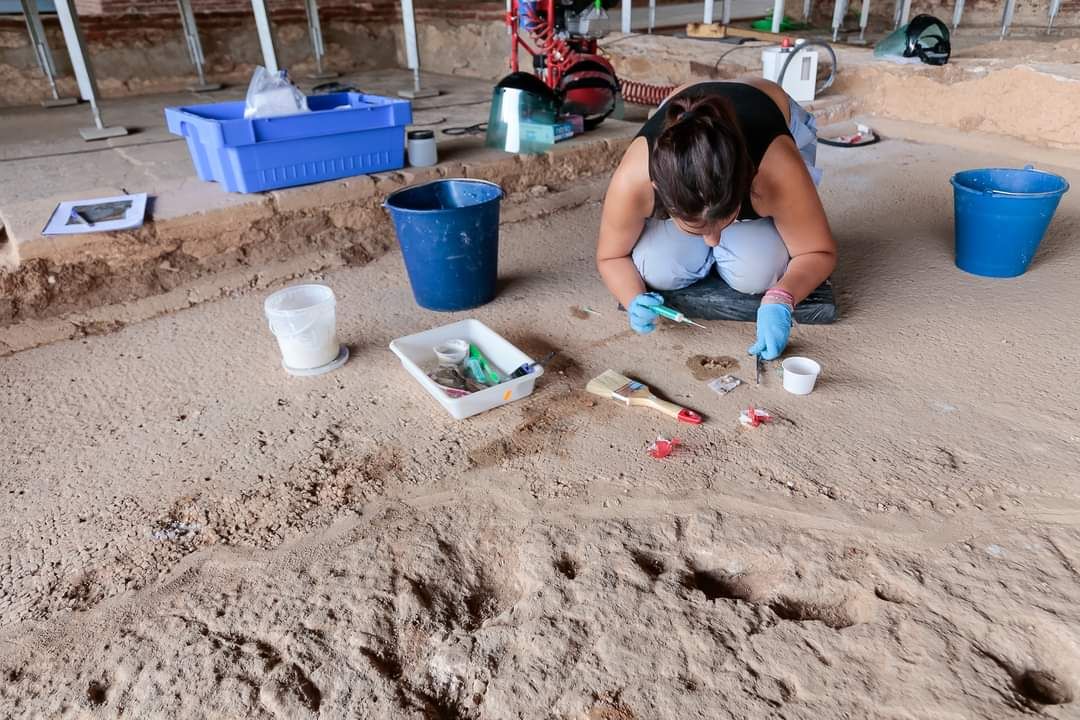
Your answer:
757,139 -> 837,303
596,139 -> 653,309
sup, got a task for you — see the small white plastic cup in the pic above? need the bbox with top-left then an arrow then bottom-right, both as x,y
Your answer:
264,284 -> 340,372
782,357 -> 822,395
433,338 -> 469,366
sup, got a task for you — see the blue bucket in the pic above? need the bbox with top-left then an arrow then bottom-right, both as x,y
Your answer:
950,165 -> 1069,278
384,179 -> 504,311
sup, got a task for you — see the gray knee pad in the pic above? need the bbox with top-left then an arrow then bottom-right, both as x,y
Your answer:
631,219 -> 715,291
713,219 -> 790,295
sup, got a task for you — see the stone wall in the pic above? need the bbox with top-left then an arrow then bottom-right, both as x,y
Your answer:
0,0 -> 507,108
0,7 -> 399,107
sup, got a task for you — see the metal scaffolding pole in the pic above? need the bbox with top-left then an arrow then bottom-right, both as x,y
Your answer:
722,0 -> 732,25
831,0 -> 847,41
771,0 -> 784,32
177,0 -> 222,91
1000,0 -> 1016,38
647,0 -> 655,32
858,0 -> 871,41
398,0 -> 437,98
703,0 -> 714,24
53,0 -> 127,140
621,0 -> 632,33
20,0 -> 77,106
304,0 -> 338,79
1047,0 -> 1061,32
251,0 -> 279,73
952,0 -> 964,30
804,0 -> 813,23
898,0 -> 912,26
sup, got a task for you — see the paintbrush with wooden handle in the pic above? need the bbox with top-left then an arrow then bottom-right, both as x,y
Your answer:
586,370 -> 703,424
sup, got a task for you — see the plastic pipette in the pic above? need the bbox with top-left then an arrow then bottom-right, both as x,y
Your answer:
652,304 -> 706,329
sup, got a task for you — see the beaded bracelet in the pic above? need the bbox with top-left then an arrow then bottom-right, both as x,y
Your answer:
763,287 -> 796,307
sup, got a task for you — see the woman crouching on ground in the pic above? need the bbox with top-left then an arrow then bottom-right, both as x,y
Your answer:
596,79 -> 836,360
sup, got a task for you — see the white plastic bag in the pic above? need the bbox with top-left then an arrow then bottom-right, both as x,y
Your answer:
577,1 -> 610,38
243,66 -> 310,119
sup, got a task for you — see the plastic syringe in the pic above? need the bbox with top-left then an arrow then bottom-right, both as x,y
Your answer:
653,304 -> 706,329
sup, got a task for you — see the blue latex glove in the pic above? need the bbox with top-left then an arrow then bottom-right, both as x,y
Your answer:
748,303 -> 793,360
628,292 -> 664,334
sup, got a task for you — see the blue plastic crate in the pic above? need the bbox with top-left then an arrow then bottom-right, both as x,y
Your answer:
164,92 -> 413,193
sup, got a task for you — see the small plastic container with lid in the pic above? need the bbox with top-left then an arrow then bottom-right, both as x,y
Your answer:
407,129 -> 438,167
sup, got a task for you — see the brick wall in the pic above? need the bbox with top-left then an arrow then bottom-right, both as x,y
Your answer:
65,0 -> 1080,24
45,0 -> 511,43
71,0 -> 506,21
74,0 -> 371,14
0,1 -> 405,107
1,0 -> 520,107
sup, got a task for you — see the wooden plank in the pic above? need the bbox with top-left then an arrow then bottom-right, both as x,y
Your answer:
726,25 -> 783,40
686,21 -> 727,37
686,22 -> 781,42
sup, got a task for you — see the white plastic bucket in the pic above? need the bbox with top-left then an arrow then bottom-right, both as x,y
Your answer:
264,284 -> 339,371
782,357 -> 822,395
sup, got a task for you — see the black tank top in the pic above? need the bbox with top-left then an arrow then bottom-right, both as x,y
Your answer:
636,82 -> 790,221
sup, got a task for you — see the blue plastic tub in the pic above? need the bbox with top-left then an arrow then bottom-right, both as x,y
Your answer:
164,92 -> 412,193
384,179 -> 504,311
951,165 -> 1069,278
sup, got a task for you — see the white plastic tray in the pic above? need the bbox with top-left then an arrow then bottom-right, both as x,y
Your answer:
389,319 -> 543,420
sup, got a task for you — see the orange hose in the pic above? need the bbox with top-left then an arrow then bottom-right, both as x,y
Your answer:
619,79 -> 676,106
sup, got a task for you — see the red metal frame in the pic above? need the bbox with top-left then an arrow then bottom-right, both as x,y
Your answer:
504,0 -> 673,108
506,0 -> 600,90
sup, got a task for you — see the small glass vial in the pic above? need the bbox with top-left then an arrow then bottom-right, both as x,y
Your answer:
407,129 -> 438,167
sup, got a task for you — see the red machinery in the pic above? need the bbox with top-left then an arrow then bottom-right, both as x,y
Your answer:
505,0 -> 674,127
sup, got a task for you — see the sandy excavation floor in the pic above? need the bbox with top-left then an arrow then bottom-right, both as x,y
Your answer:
1,135 -> 1079,719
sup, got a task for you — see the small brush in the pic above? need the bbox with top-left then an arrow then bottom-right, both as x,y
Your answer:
586,370 -> 703,424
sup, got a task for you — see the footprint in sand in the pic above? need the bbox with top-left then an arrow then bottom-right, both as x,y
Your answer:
681,566 -> 772,604
1016,669 -> 1075,705
554,553 -> 578,580
631,550 -> 666,581
768,592 -> 876,630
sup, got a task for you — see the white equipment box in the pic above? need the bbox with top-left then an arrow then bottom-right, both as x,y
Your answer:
762,40 -> 818,104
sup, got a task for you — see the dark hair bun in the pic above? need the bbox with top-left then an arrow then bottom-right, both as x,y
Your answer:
651,93 -> 754,225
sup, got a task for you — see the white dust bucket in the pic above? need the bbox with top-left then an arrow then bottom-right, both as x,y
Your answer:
782,356 -> 822,396
264,284 -> 342,373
